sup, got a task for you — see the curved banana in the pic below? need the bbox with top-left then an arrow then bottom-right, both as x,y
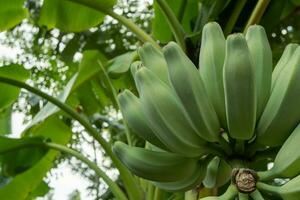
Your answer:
200,184 -> 238,200
113,141 -> 199,182
135,67 -> 209,157
138,42 -> 170,85
246,25 -> 272,119
223,33 -> 256,140
279,174 -> 300,200
199,22 -> 227,128
118,90 -> 168,150
258,123 -> 300,180
257,175 -> 300,200
256,47 -> 300,146
203,156 -> 232,188
250,190 -> 264,200
153,162 -> 206,191
163,42 -> 220,142
271,43 -> 298,91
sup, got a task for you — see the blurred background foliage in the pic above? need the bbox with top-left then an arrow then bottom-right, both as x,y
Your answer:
0,0 -> 300,199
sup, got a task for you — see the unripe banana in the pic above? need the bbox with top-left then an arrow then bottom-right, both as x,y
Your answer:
223,33 -> 256,140
246,25 -> 272,119
130,61 -> 143,93
118,90 -> 168,150
239,192 -> 249,200
113,141 -> 199,182
257,175 -> 300,200
250,190 -> 264,200
199,22 -> 227,128
271,43 -> 298,91
135,67 -> 209,157
163,42 -> 220,142
256,47 -> 300,146
138,43 -> 170,85
153,161 -> 207,191
200,184 -> 238,200
203,156 -> 232,188
258,123 -> 300,180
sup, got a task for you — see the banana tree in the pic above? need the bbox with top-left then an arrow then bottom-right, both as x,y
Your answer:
0,0 -> 300,199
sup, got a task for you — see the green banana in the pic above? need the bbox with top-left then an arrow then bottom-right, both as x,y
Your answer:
256,46 -> 300,146
223,33 -> 256,140
203,156 -> 232,188
258,123 -> 300,180
239,192 -> 249,200
118,90 -> 168,150
271,43 -> 298,91
250,190 -> 264,200
138,42 -> 170,85
200,184 -> 238,200
257,175 -> 300,200
153,161 -> 207,191
163,42 -> 220,142
246,25 -> 272,118
135,67 -> 209,157
112,141 -> 199,182
199,22 -> 227,128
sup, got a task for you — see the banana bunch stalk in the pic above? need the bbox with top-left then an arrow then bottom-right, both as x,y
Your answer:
113,22 -> 300,199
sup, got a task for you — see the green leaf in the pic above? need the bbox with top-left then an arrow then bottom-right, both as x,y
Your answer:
0,107 -> 12,135
72,50 -> 107,90
38,0 -> 117,32
28,74 -> 78,128
0,136 -> 46,176
0,136 -> 44,154
0,0 -> 27,31
27,181 -> 50,199
152,0 -> 199,43
76,82 -> 101,116
0,65 -> 30,109
107,51 -> 136,76
0,117 -> 72,200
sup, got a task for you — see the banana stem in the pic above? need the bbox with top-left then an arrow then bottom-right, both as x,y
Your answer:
218,135 -> 233,155
244,0 -> 271,32
250,189 -> 264,200
155,0 -> 187,52
221,184 -> 238,199
66,0 -> 159,48
257,170 -> 277,181
234,139 -> 245,155
184,190 -> 198,200
44,142 -> 128,200
153,187 -> 164,200
224,0 -> 247,35
146,183 -> 155,200
256,182 -> 279,194
0,77 -> 142,200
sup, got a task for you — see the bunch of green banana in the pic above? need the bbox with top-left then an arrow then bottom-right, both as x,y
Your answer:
113,21 -> 300,196
257,174 -> 300,200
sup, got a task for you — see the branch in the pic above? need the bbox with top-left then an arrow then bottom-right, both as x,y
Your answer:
244,0 -> 271,32
66,0 -> 159,48
155,0 -> 186,51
